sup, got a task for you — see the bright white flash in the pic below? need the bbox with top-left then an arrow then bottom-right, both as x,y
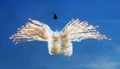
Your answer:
10,18 -> 110,57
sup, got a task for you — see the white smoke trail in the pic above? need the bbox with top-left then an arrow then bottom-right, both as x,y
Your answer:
10,18 -> 110,57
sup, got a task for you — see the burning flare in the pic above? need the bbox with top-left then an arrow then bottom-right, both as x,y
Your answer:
10,18 -> 110,57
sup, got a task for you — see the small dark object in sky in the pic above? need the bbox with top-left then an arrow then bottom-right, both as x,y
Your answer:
53,14 -> 58,20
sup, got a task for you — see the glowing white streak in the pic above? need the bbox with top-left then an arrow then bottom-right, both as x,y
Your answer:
10,18 -> 110,57
62,19 -> 109,42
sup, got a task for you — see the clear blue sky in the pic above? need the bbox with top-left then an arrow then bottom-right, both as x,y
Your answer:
0,0 -> 120,69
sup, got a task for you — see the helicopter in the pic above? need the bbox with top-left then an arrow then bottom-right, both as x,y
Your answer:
52,13 -> 58,20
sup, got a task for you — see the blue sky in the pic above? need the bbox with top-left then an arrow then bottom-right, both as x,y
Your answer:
0,0 -> 120,69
